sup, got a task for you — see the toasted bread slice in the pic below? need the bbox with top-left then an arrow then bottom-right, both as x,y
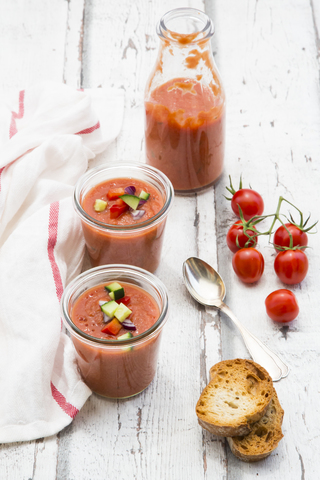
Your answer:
227,388 -> 284,462
196,359 -> 273,437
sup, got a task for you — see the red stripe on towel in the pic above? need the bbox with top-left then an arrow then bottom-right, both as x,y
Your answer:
48,203 -> 79,419
75,120 -> 100,135
9,90 -> 25,139
47,201 -> 64,302
51,382 -> 79,419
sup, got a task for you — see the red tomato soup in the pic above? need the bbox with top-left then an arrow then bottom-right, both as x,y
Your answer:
80,177 -> 167,272
71,282 -> 162,398
145,77 -> 225,192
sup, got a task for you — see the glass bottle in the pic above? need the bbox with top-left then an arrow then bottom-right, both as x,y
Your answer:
144,8 -> 226,194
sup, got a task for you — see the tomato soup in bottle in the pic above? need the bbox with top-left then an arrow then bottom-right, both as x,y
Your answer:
61,265 -> 169,399
144,8 -> 226,193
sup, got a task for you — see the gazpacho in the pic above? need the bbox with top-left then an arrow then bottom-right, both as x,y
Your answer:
144,8 -> 225,193
72,281 -> 160,340
82,178 -> 163,227
74,163 -> 174,273
145,78 -> 225,192
62,265 -> 169,399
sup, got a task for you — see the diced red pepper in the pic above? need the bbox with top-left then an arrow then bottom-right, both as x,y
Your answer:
109,198 -> 129,219
110,203 -> 129,219
113,198 -> 127,207
107,188 -> 125,200
101,318 -> 122,335
116,295 -> 130,305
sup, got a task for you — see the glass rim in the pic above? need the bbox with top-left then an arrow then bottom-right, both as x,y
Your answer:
73,162 -> 174,232
61,264 -> 169,346
157,7 -> 214,44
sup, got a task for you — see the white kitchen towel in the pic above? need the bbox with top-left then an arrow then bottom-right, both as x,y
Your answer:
0,82 -> 124,443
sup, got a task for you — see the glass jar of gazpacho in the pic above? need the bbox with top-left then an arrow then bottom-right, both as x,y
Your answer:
74,162 -> 174,273
144,8 -> 226,194
61,264 -> 169,398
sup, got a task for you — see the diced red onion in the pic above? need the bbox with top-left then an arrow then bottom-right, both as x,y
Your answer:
131,209 -> 145,220
122,319 -> 136,330
103,313 -> 113,324
125,186 -> 136,195
138,199 -> 147,207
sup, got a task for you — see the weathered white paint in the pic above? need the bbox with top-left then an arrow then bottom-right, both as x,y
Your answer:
0,0 -> 320,478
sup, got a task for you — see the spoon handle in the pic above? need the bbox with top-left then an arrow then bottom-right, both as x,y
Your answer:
220,303 -> 289,382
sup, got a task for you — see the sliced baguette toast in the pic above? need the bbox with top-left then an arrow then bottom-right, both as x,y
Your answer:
227,388 -> 284,462
196,359 -> 273,437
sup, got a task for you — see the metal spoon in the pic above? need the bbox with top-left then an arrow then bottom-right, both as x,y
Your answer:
182,257 -> 289,382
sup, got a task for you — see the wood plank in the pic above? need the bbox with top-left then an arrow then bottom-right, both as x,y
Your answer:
211,0 -> 320,478
0,0 -> 68,96
63,0 -> 86,88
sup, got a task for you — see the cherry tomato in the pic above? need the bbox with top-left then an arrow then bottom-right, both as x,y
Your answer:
232,248 -> 264,283
226,221 -> 258,253
231,189 -> 264,220
274,249 -> 308,285
265,289 -> 299,323
273,223 -> 308,251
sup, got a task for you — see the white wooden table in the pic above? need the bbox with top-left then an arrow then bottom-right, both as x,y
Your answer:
1,0 -> 320,478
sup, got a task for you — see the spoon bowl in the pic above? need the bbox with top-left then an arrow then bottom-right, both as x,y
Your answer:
183,257 -> 289,382
183,256 -> 226,307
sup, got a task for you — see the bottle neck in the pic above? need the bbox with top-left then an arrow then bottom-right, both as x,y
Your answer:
157,8 -> 214,46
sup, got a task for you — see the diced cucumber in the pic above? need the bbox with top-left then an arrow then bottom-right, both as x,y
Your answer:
94,199 -> 107,212
100,300 -> 118,318
114,303 -> 132,323
120,194 -> 140,210
105,282 -> 122,292
117,332 -> 133,341
105,282 -> 125,300
139,190 -> 150,201
109,288 -> 125,300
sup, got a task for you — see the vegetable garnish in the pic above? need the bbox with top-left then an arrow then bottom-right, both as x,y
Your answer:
100,300 -> 119,317
110,199 -> 129,219
139,190 -> 150,200
122,319 -> 137,331
104,186 -> 151,219
114,303 -> 132,323
105,282 -> 125,300
100,283 -> 136,335
124,186 -> 136,196
105,282 -> 123,292
117,332 -> 133,340
116,295 -> 130,305
120,194 -> 140,210
107,188 -> 125,200
94,199 -> 107,212
101,318 -> 122,335
99,301 -> 114,323
131,210 -> 145,220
